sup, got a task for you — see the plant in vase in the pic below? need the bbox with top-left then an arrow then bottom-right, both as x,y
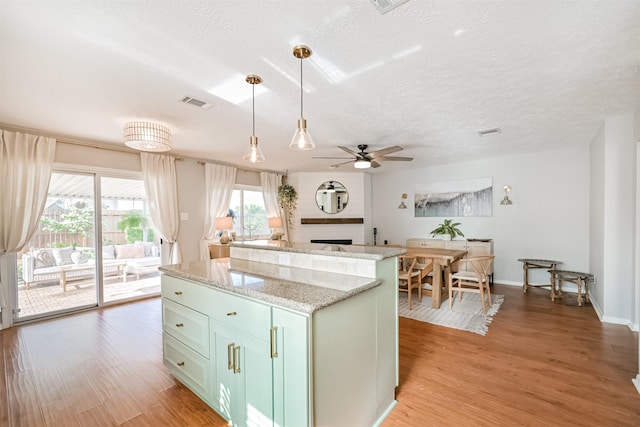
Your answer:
430,219 -> 464,240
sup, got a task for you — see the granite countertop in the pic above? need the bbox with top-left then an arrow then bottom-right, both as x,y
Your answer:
159,258 -> 381,314
230,240 -> 406,260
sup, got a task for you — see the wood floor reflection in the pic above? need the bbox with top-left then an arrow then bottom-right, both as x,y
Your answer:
1,284 -> 638,426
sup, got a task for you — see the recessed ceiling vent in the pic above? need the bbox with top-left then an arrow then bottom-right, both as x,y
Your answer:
478,127 -> 502,137
369,0 -> 410,14
179,96 -> 214,109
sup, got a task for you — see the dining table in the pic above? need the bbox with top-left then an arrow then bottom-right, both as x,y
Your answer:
405,247 -> 467,309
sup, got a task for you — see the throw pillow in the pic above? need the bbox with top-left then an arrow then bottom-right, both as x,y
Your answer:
117,245 -> 145,259
134,241 -> 153,257
52,247 -> 73,266
102,245 -> 116,259
33,249 -> 56,269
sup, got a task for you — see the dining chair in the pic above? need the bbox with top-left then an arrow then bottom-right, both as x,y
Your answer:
398,255 -> 422,310
449,255 -> 495,314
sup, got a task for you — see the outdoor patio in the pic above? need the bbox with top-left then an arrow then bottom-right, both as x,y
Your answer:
17,271 -> 160,318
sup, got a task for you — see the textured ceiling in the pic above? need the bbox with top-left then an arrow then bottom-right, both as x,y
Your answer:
1,0 -> 639,174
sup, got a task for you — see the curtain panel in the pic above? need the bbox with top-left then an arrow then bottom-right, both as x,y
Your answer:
200,163 -> 237,260
140,153 -> 182,264
260,172 -> 286,239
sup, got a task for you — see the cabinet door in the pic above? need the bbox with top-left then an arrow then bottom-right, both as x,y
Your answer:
211,319 -> 274,427
235,330 -> 274,426
272,308 -> 310,427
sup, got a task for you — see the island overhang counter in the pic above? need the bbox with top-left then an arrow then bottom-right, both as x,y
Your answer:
159,241 -> 405,427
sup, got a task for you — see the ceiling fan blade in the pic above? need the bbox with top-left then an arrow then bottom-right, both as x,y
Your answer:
369,145 -> 403,158
376,156 -> 413,161
330,160 -> 355,168
338,146 -> 358,156
371,160 -> 382,168
312,156 -> 354,159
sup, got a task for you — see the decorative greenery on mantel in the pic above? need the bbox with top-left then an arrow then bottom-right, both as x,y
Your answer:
277,184 -> 298,228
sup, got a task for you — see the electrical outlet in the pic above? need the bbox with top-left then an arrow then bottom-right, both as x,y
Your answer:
279,253 -> 291,265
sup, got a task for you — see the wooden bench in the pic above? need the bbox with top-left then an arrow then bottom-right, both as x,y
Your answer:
548,269 -> 593,306
517,258 -> 562,293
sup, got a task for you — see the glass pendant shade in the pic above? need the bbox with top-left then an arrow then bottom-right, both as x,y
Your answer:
289,118 -> 315,150
243,136 -> 265,163
354,158 -> 371,169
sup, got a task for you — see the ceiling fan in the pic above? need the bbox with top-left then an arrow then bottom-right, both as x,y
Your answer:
313,144 -> 413,169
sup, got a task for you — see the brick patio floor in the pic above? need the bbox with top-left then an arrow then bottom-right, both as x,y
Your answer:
17,271 -> 160,318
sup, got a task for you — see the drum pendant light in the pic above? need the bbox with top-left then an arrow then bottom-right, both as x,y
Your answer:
289,45 -> 315,150
242,74 -> 265,163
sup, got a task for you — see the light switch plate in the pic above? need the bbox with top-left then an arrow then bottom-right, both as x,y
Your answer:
180,212 -> 189,221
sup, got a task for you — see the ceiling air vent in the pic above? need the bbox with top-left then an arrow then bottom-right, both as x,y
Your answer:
179,96 -> 214,110
477,127 -> 502,137
369,0 -> 410,14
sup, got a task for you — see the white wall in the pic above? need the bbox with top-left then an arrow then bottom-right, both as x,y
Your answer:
287,172 -> 372,245
371,147 -> 590,286
175,158 -> 206,263
599,112 -> 637,324
590,125 -> 606,314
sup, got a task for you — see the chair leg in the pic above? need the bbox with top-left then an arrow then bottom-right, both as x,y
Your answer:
486,282 -> 492,306
479,285 -> 487,315
449,281 -> 455,310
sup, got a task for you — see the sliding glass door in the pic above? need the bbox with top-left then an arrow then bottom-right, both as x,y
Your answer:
14,170 -> 161,322
16,171 -> 98,319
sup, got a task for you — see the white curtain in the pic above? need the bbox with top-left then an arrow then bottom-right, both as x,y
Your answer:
0,130 -> 56,329
0,130 -> 56,255
260,172 -> 287,239
140,153 -> 182,264
200,163 -> 237,260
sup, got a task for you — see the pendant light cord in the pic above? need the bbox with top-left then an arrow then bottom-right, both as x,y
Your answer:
252,83 -> 256,136
300,57 -> 304,119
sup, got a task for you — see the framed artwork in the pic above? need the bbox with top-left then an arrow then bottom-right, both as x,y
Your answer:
415,177 -> 493,217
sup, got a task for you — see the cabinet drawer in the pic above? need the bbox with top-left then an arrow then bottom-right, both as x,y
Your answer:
163,333 -> 210,400
163,298 -> 210,358
162,274 -> 212,314
208,290 -> 271,340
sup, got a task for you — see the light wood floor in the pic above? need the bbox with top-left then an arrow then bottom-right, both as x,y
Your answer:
1,284 -> 638,426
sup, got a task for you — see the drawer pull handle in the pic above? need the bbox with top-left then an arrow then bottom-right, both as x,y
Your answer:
270,326 -> 278,358
177,361 -> 185,367
227,311 -> 237,316
174,291 -> 183,295
175,323 -> 184,328
233,345 -> 241,374
227,343 -> 234,370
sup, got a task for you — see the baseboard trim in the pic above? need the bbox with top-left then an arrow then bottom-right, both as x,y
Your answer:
633,375 -> 640,395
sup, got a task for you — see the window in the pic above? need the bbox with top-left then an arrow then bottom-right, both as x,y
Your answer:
229,186 -> 269,240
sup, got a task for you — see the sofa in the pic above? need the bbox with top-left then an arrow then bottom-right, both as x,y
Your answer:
22,242 -> 161,290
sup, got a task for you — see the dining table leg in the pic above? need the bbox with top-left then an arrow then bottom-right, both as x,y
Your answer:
432,260 -> 443,308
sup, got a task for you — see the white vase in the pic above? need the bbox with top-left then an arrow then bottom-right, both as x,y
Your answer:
442,234 -> 452,241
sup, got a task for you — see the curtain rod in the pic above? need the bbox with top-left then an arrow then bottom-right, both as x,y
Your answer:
1,123 -> 286,174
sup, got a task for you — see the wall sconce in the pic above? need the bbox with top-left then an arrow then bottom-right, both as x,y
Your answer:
398,193 -> 408,209
500,185 -> 513,205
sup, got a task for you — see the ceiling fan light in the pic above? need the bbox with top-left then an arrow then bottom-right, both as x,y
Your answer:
242,135 -> 265,163
289,118 -> 315,150
354,158 -> 371,169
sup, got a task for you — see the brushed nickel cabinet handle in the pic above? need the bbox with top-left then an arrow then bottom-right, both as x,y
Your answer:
174,291 -> 183,295
233,345 -> 241,374
227,343 -> 234,370
227,311 -> 237,316
270,326 -> 278,358
177,361 -> 185,367
175,323 -> 184,328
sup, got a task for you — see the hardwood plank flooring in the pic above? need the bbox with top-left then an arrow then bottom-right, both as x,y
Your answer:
0,284 -> 638,426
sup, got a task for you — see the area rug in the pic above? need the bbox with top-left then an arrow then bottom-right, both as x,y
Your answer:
398,292 -> 504,336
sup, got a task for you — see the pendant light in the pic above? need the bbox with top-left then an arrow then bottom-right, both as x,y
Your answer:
242,74 -> 265,163
290,45 -> 315,150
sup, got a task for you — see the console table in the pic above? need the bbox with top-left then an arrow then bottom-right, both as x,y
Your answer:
517,258 -> 562,293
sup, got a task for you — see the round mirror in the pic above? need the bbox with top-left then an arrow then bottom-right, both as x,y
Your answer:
315,181 -> 349,214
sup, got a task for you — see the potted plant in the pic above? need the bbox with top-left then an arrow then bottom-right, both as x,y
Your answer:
430,219 -> 464,240
277,184 -> 298,228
